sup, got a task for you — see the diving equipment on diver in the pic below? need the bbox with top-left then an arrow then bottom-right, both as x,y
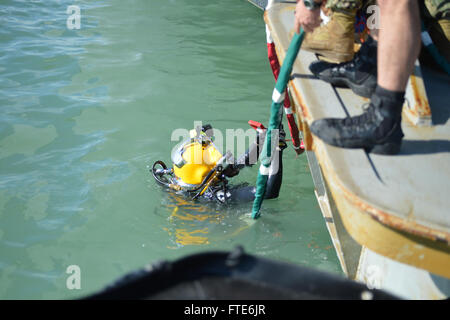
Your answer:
151,123 -> 268,203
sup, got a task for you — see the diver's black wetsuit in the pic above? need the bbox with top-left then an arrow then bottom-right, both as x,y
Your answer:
203,150 -> 284,204
193,127 -> 285,204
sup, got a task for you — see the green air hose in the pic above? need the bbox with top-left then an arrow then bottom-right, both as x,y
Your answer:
252,29 -> 305,219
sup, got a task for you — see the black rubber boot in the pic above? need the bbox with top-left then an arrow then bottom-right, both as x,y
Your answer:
309,86 -> 405,155
309,36 -> 378,98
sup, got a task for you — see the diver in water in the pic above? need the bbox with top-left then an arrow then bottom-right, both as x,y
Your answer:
151,122 -> 288,204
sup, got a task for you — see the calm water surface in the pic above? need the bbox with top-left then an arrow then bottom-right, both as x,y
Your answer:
0,0 -> 341,299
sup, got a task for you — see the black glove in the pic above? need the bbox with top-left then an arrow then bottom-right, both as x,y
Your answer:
202,124 -> 213,137
223,164 -> 240,178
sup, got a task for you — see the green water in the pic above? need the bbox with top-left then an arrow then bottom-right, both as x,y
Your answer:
0,0 -> 341,299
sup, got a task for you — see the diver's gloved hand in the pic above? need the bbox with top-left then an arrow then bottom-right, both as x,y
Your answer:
223,164 -> 240,178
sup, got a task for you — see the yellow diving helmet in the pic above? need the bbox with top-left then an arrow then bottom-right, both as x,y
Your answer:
171,125 -> 223,187
152,124 -> 236,199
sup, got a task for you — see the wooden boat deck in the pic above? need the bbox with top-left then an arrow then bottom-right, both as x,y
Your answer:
264,2 -> 450,278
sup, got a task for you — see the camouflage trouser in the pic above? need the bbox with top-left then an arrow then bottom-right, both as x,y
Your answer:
423,0 -> 450,19
422,0 -> 450,56
325,0 -> 450,19
325,0 -> 364,11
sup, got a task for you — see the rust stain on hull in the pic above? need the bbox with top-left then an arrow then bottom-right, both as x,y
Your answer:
410,74 -> 431,117
403,71 -> 432,126
290,82 -> 311,120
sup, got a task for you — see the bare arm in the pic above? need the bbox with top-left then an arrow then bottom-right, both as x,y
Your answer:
294,0 -> 323,33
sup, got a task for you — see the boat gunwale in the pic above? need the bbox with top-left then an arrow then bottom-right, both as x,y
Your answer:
263,5 -> 450,245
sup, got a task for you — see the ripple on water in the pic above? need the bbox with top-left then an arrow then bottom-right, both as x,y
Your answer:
0,0 -> 342,299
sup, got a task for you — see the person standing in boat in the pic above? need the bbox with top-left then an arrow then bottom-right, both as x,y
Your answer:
299,0 -> 374,64
299,0 -> 379,98
305,0 -> 449,99
294,0 -> 449,155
